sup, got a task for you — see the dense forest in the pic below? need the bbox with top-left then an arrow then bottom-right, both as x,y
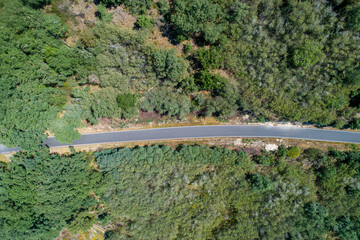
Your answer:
0,145 -> 359,239
0,0 -> 359,147
1,1 -> 359,239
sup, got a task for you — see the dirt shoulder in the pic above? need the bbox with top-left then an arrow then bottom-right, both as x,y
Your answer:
49,137 -> 359,155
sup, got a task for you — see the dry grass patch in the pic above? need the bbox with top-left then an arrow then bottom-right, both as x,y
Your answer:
0,154 -> 11,163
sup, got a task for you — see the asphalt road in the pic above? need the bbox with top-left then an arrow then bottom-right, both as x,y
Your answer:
1,125 -> 360,154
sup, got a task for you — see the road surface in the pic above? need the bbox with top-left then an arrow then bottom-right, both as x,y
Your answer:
1,125 -> 359,154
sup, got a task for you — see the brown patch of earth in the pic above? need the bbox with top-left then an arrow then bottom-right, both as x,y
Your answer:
64,0 -> 98,45
212,69 -> 233,80
109,5 -> 136,28
55,224 -> 104,240
139,110 -> 162,122
148,27 -> 182,55
89,84 -> 101,93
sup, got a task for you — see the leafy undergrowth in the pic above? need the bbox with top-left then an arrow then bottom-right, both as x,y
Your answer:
1,145 -> 359,239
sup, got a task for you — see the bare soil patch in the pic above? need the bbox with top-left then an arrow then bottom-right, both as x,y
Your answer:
109,5 -> 136,28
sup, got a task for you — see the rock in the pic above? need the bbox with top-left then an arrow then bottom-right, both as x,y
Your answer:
88,74 -> 100,84
265,144 -> 278,151
234,139 -> 242,146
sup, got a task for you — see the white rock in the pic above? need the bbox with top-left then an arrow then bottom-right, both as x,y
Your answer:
234,139 -> 242,146
265,144 -> 278,151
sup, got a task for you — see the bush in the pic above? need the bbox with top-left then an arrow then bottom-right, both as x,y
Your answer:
96,4 -> 113,23
346,6 -> 360,31
254,154 -> 273,166
157,0 -> 170,15
287,146 -> 301,158
79,88 -> 122,124
141,88 -> 191,118
345,68 -> 360,85
195,71 -> 226,93
179,76 -> 198,93
117,93 -> 137,111
333,119 -> 347,129
197,47 -> 221,70
117,93 -> 139,119
292,40 -> 324,69
21,0 -> 49,8
349,118 -> 360,130
183,43 -> 193,54
249,174 -> 274,192
151,49 -> 187,85
135,15 -> 154,29
98,0 -> 152,14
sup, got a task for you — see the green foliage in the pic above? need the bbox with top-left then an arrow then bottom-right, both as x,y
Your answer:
287,202 -> 330,239
183,42 -> 193,54
98,0 -> 152,14
95,145 -> 257,239
50,104 -> 82,144
151,49 -> 188,85
249,174 -> 274,191
197,47 -> 221,70
0,0 -> 91,148
349,118 -> 360,129
116,93 -> 137,110
77,87 -> 122,124
162,0 -> 359,125
1,144 -> 360,239
141,88 -> 191,118
204,84 -> 240,117
116,93 -> 139,119
0,149 -> 101,239
67,211 -> 96,234
179,76 -> 198,93
135,15 -> 154,29
93,146 -> 360,239
203,22 -> 224,44
21,0 -> 49,8
168,0 -> 224,44
96,4 -> 113,23
254,153 -> 274,166
347,6 -> 360,31
122,0 -> 153,14
98,0 -> 121,7
334,214 -> 359,239
80,24 -> 157,91
156,0 -> 170,15
346,68 -> 360,85
287,146 -> 301,158
292,39 -> 325,69
195,71 -> 226,93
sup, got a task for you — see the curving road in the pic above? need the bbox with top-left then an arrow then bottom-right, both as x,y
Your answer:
1,125 -> 360,154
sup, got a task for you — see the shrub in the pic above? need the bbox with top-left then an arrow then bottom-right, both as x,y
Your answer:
117,93 -> 137,111
183,43 -> 193,54
249,174 -> 274,192
287,146 -> 301,158
349,118 -> 360,130
346,6 -> 360,31
151,49 -> 187,85
195,71 -> 226,93
21,0 -> 49,8
141,88 -> 191,118
135,15 -> 154,29
197,47 -> 221,70
292,40 -> 324,69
